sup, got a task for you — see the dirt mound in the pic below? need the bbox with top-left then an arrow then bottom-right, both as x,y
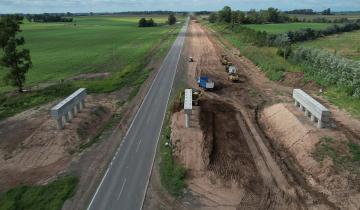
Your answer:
0,95 -> 114,191
261,103 -> 360,209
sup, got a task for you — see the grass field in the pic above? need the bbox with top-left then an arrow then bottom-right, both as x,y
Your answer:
300,30 -> 360,61
289,13 -> 360,21
0,16 -> 183,119
0,16 -> 180,92
244,22 -> 332,34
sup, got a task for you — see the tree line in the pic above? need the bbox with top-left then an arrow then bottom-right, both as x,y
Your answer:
0,15 -> 32,92
209,6 -> 355,25
26,14 -> 73,23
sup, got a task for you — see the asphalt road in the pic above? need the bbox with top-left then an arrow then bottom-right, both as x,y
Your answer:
87,18 -> 189,210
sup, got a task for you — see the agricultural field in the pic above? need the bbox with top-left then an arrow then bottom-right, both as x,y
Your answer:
289,13 -> 360,21
244,22 -> 332,34
300,30 -> 360,60
0,16 -> 181,92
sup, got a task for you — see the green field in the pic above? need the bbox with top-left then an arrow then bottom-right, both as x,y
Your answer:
244,22 -> 332,34
300,30 -> 360,60
289,13 -> 360,21
0,16 -> 180,92
0,16 -> 182,119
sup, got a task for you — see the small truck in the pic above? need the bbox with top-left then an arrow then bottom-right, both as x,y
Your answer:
197,76 -> 215,90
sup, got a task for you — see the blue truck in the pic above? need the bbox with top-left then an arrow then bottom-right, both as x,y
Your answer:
197,76 -> 215,90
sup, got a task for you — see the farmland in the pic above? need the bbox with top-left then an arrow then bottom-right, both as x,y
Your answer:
245,22 -> 332,34
300,30 -> 360,60
0,16 -> 181,92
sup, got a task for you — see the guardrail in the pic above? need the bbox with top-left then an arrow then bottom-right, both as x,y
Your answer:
293,89 -> 330,128
51,88 -> 86,129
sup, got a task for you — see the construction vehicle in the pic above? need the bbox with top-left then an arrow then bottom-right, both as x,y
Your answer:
227,65 -> 237,74
228,74 -> 239,82
197,76 -> 214,90
192,88 -> 201,106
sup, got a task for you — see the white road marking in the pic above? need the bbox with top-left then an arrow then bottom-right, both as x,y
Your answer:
136,138 -> 144,153
117,179 -> 127,200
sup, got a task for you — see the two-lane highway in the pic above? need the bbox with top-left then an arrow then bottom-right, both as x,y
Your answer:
87,18 -> 189,210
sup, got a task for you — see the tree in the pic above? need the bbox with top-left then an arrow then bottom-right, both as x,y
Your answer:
267,7 -> 280,23
208,13 -> 217,23
219,6 -> 232,23
0,15 -> 23,50
138,17 -> 147,27
168,14 -> 176,25
274,34 -> 291,59
0,16 -> 32,92
322,8 -> 331,15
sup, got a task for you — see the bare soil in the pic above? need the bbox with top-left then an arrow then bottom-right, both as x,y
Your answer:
0,92 -> 122,192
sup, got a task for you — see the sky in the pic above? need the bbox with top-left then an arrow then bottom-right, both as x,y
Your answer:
1,0 -> 360,14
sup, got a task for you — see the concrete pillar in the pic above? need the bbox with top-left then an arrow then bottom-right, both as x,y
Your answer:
73,105 -> 78,115
67,111 -> 73,122
310,115 -> 316,122
76,103 -> 81,112
185,113 -> 190,128
317,120 -> 323,129
81,99 -> 85,108
65,112 -> 70,122
299,104 -> 303,111
56,118 -> 64,129
294,100 -> 298,107
305,109 -> 309,117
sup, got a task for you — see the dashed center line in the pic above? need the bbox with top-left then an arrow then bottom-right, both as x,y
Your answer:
117,179 -> 127,200
136,138 -> 144,152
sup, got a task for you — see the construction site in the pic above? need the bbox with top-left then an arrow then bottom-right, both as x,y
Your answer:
144,18 -> 360,210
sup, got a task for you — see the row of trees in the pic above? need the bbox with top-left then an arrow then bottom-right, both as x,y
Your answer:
0,15 -> 32,92
26,14 -> 73,23
271,21 -> 360,44
209,7 -> 354,25
291,47 -> 360,98
209,6 -> 291,24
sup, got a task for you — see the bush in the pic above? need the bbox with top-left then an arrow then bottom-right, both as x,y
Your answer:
138,18 -> 156,27
0,176 -> 78,210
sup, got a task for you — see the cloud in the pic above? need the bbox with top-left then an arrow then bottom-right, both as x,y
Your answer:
0,0 -> 359,13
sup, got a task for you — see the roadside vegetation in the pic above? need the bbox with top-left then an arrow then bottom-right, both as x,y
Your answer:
0,176 -> 78,210
159,89 -> 186,197
313,137 -> 360,173
244,22 -> 331,34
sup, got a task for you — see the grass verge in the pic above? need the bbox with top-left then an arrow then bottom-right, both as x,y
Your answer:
159,89 -> 186,197
313,137 -> 360,173
0,176 -> 79,210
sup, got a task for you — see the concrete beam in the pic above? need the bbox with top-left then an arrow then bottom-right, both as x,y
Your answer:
293,89 -> 330,129
50,88 -> 87,129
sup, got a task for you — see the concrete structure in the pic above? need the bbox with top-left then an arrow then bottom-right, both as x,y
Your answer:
184,89 -> 193,128
293,89 -> 330,128
51,88 -> 87,129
